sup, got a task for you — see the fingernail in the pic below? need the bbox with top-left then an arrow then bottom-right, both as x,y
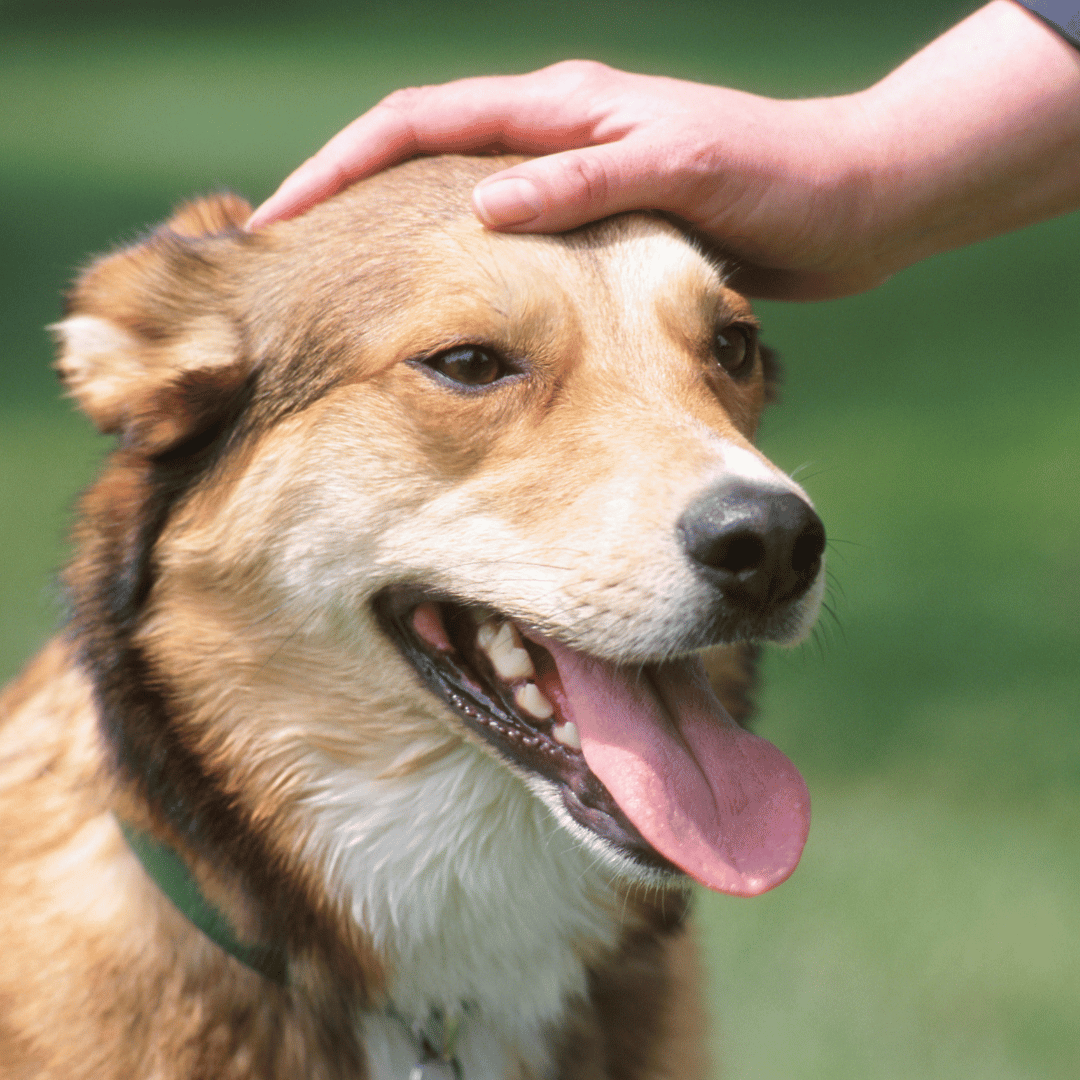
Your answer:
473,178 -> 543,227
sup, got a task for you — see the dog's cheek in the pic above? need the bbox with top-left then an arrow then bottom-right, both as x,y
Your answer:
702,370 -> 768,441
178,415 -> 409,611
739,381 -> 770,440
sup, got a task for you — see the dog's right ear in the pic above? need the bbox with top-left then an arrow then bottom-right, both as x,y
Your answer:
53,193 -> 255,456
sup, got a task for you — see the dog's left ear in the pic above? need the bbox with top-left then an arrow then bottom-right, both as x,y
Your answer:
53,193 -> 255,456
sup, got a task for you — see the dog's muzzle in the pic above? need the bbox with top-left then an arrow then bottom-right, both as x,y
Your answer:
678,480 -> 826,611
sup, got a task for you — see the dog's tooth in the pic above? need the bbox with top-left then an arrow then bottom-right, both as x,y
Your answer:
552,721 -> 582,750
476,619 -> 500,651
494,646 -> 535,681
514,682 -> 554,720
479,620 -> 535,681
491,621 -> 517,653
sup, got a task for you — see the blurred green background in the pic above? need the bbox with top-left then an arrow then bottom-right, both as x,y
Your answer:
2,1 -> 1078,1076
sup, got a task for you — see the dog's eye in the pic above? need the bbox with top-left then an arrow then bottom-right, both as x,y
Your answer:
424,347 -> 508,387
712,325 -> 756,379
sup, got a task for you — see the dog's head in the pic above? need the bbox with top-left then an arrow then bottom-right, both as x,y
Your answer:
55,157 -> 822,903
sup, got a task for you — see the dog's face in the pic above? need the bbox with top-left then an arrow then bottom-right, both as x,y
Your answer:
56,157 -> 822,907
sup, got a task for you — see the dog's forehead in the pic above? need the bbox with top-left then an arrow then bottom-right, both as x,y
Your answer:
258,165 -> 757,395
436,214 -> 735,322
295,157 -> 735,323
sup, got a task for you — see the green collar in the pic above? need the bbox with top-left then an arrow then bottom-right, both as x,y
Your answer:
119,819 -> 480,1074
117,818 -> 289,986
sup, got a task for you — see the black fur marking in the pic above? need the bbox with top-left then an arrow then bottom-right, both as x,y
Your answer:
115,368 -> 258,623
66,358 -> 372,1022
73,366 -> 259,835
551,892 -> 691,1079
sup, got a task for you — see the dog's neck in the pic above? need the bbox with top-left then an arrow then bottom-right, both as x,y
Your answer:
115,815 -> 506,1077
138,591 -> 620,1001
300,735 -> 625,1034
130,596 -> 635,1066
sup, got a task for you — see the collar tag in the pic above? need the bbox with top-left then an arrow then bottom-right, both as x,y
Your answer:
389,1003 -> 471,1080
409,1062 -> 459,1080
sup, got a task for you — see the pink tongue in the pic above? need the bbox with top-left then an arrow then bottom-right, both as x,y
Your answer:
537,637 -> 810,897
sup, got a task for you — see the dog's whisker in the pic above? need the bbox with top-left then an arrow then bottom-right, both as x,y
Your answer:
821,595 -> 844,628
824,570 -> 848,603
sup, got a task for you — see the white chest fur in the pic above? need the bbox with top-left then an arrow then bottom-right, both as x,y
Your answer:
301,740 -> 624,1077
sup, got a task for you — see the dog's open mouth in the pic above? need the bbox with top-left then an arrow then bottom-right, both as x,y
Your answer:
375,590 -> 811,897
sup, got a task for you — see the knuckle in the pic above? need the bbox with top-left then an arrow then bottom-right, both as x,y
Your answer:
327,159 -> 353,190
562,152 -> 611,207
541,58 -> 616,91
375,85 -> 431,113
676,138 -> 723,183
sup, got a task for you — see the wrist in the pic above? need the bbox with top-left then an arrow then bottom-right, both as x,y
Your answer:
833,83 -> 927,282
844,1 -> 1080,278
772,91 -> 895,285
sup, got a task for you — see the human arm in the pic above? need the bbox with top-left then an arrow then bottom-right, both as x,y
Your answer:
246,1 -> 1080,301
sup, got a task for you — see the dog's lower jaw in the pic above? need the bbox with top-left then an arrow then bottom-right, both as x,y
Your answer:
524,772 -> 688,890
130,583 -> 656,1036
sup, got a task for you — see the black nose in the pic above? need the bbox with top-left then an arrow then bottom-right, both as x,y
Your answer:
677,481 -> 826,610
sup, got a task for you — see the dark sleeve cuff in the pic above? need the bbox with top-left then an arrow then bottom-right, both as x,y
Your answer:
1015,1 -> 1080,49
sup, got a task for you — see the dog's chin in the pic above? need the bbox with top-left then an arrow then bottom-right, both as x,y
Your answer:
373,588 -> 685,881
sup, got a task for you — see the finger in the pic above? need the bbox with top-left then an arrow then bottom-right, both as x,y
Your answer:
469,134 -> 692,233
246,65 -> 618,230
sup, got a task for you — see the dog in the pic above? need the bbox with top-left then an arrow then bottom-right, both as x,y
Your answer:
0,155 -> 825,1079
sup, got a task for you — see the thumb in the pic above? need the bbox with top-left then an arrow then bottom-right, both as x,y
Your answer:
472,139 -> 678,233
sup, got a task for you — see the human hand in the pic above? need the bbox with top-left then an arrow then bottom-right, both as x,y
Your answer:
247,63 -> 879,300
247,3 -> 1080,302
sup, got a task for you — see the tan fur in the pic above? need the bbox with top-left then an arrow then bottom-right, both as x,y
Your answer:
0,156 -> 817,1078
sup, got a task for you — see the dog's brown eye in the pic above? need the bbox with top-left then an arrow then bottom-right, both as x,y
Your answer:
425,347 -> 506,387
712,325 -> 756,379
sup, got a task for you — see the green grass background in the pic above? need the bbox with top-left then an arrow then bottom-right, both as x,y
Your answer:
2,2 -> 1078,1075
